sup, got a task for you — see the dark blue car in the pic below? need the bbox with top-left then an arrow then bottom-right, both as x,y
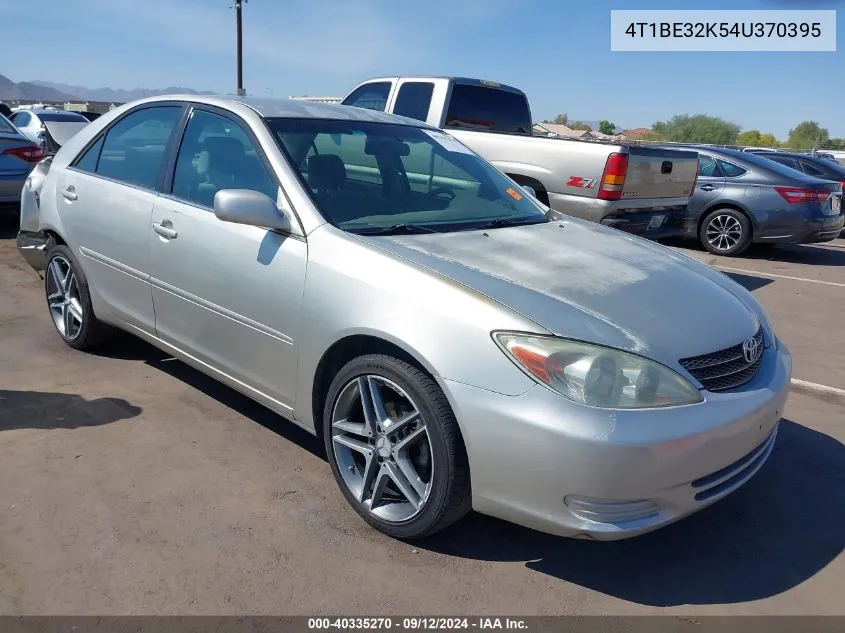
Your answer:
678,147 -> 843,256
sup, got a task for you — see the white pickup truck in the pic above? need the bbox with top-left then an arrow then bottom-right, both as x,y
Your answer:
342,76 -> 699,236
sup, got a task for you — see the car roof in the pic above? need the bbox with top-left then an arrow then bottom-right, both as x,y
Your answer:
121,94 -> 436,128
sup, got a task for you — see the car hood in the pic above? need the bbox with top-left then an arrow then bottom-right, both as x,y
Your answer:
353,219 -> 762,366
43,121 -> 88,147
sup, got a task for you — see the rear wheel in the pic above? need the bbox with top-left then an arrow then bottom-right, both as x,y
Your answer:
45,245 -> 111,350
700,208 -> 752,256
322,354 -> 471,539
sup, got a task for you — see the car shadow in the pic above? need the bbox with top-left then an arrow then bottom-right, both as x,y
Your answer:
0,389 -> 142,430
416,419 -> 844,607
660,237 -> 845,266
90,334 -> 325,459
722,271 -> 774,292
0,205 -> 19,240
88,337 -> 844,607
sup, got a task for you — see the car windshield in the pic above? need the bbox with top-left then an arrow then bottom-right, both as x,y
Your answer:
38,112 -> 88,122
267,118 -> 548,234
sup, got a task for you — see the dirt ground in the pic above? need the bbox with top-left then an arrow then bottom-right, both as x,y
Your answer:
1,210 -> 843,615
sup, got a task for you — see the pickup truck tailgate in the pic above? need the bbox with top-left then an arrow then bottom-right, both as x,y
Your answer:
623,147 -> 698,200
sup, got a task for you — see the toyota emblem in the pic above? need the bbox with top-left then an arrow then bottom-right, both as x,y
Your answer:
742,336 -> 762,364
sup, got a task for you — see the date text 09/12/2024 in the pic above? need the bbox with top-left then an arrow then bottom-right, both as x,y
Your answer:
307,618 -> 528,630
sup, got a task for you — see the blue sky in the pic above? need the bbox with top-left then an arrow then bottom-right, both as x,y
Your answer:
1,0 -> 842,138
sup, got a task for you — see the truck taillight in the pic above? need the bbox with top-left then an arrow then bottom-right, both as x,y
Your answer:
597,152 -> 628,201
2,146 -> 44,162
774,186 -> 829,204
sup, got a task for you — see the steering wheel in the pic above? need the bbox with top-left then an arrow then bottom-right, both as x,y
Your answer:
425,187 -> 456,201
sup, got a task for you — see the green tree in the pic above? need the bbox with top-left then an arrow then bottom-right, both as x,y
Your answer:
598,120 -> 616,135
757,133 -> 779,148
543,113 -> 569,125
736,130 -> 762,146
651,114 -> 741,145
569,121 -> 593,131
786,121 -> 829,150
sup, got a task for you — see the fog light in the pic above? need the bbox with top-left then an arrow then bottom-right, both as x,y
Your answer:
564,496 -> 660,524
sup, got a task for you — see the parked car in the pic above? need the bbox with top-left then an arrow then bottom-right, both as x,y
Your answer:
0,113 -> 44,205
77,111 -> 102,122
18,95 -> 791,541
341,76 -> 699,239
749,150 -> 845,185
8,109 -> 89,154
677,147 -> 843,256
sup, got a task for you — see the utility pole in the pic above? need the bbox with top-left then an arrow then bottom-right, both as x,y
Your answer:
234,0 -> 247,96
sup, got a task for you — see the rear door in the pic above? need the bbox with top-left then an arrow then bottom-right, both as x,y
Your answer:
58,103 -> 184,333
687,154 -> 726,217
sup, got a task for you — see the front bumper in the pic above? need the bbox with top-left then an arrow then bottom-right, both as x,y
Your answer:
445,340 -> 792,540
17,230 -> 50,273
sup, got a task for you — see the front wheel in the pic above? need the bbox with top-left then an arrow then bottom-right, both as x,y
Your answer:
700,208 -> 752,256
322,354 -> 471,539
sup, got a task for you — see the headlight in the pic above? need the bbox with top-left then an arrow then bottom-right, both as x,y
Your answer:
494,333 -> 704,409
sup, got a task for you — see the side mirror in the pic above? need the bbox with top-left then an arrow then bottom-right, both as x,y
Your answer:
521,185 -> 536,199
213,189 -> 291,232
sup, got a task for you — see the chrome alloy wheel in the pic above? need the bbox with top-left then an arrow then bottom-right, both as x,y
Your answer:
46,256 -> 83,340
330,375 -> 433,522
706,214 -> 743,252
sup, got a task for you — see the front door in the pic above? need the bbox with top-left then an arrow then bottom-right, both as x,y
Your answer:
148,107 -> 307,411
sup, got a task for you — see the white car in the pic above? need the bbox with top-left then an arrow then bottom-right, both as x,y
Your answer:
9,109 -> 89,154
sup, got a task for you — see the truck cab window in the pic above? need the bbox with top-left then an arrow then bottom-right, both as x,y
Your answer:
393,82 -> 434,122
342,82 -> 392,112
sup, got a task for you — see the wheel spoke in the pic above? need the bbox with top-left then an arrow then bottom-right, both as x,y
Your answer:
333,417 -> 370,438
62,304 -> 72,337
358,453 -> 379,503
384,409 -> 419,435
332,433 -> 372,457
67,299 -> 84,324
369,466 -> 392,509
384,461 -> 421,509
357,376 -> 386,435
48,259 -> 65,292
393,425 -> 427,453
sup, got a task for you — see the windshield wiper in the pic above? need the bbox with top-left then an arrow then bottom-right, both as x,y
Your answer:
352,223 -> 440,236
478,216 -> 548,230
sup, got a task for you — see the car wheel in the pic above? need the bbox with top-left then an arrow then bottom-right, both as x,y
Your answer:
45,245 -> 111,350
700,208 -> 752,256
322,354 -> 471,539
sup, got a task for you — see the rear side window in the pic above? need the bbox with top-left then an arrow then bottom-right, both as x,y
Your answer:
95,106 -> 181,189
772,157 -> 801,171
342,82 -> 392,112
393,82 -> 434,122
717,159 -> 747,177
698,155 -> 720,177
74,136 -> 105,173
444,84 -> 532,135
800,161 -> 827,177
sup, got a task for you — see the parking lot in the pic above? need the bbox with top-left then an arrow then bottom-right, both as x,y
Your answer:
0,208 -> 843,616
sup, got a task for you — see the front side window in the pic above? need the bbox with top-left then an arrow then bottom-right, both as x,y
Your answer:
342,82 -> 392,112
171,109 -> 278,208
95,106 -> 182,189
393,82 -> 434,122
270,118 -> 548,234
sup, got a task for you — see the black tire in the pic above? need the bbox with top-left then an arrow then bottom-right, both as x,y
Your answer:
322,354 -> 471,539
44,244 -> 112,351
699,208 -> 752,256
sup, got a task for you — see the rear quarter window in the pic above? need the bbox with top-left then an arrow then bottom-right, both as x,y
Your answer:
444,84 -> 532,135
716,159 -> 748,177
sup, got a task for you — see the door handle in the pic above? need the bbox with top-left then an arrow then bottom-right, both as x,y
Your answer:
152,222 -> 178,239
698,184 -> 717,191
62,186 -> 78,201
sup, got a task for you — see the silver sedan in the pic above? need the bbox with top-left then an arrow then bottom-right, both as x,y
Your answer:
17,95 -> 792,540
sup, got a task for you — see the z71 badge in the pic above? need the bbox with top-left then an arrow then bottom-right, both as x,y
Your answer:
566,176 -> 597,189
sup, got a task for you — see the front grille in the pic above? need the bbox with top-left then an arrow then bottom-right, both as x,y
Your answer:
679,327 -> 764,392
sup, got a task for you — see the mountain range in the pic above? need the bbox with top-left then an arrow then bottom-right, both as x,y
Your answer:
0,74 -> 212,103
